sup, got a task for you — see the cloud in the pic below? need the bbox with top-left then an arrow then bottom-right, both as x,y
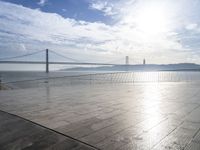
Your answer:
186,23 -> 198,30
62,9 -> 66,12
37,0 -> 48,7
89,1 -> 116,16
19,43 -> 27,52
0,0 -> 200,64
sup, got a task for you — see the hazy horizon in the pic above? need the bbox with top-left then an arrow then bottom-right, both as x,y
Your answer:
1,0 -> 200,70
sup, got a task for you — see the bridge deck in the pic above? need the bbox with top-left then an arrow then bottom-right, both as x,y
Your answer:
0,82 -> 200,149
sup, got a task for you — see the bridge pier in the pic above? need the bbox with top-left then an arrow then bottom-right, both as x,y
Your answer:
46,49 -> 49,73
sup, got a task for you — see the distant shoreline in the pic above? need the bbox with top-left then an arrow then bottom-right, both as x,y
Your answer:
59,63 -> 200,72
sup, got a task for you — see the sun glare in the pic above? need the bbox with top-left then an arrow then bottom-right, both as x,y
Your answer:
135,4 -> 169,35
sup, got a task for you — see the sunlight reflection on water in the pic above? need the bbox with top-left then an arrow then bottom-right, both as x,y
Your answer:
1,71 -> 200,89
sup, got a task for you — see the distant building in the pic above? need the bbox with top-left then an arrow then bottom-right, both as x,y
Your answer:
143,59 -> 146,65
125,56 -> 129,65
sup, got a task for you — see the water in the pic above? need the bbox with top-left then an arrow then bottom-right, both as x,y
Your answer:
0,71 -> 102,83
1,71 -> 200,89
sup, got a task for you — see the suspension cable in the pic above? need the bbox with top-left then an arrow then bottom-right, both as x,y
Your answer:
0,50 -> 45,61
48,50 -> 81,62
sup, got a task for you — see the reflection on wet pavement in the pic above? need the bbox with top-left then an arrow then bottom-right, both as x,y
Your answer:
0,82 -> 200,149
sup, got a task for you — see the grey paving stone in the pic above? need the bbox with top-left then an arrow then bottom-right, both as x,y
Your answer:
0,111 -> 97,150
0,82 -> 200,149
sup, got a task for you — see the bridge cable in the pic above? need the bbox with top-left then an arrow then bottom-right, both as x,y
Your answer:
49,50 -> 123,65
48,50 -> 81,62
0,50 -> 45,61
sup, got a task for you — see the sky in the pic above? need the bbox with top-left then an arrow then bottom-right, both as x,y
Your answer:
0,0 -> 200,70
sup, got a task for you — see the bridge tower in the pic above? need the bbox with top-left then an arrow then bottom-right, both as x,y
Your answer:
46,49 -> 49,73
125,56 -> 129,65
143,59 -> 146,65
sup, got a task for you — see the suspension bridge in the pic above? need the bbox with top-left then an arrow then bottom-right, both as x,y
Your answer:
0,49 -> 138,73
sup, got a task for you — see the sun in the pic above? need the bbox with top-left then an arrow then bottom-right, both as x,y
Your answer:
135,4 -> 169,35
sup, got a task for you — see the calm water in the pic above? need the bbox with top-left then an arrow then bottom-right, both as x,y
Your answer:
0,71 -> 101,83
1,71 -> 200,89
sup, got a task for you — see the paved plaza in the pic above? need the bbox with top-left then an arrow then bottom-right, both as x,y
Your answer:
0,82 -> 200,149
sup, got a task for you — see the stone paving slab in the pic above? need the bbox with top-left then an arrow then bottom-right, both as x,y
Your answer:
0,82 -> 200,149
0,110 -> 98,150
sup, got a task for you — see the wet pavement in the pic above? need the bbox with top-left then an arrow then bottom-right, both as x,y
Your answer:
0,82 -> 200,149
0,110 -> 97,150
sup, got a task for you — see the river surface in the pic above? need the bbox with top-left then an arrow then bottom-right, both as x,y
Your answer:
1,71 -> 200,83
0,71 -> 104,83
1,71 -> 200,89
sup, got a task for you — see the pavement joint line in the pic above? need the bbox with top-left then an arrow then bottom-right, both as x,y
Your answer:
0,109 -> 101,150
